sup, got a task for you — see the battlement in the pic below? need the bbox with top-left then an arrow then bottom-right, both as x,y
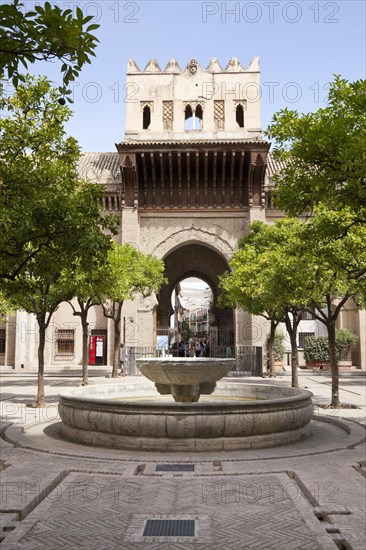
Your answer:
127,57 -> 260,74
122,57 -> 262,142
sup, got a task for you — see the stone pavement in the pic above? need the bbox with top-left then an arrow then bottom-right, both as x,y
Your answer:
0,371 -> 365,550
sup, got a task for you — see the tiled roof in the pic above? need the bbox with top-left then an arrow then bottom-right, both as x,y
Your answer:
117,138 -> 269,148
77,151 -> 285,184
77,152 -> 120,184
266,153 -> 287,178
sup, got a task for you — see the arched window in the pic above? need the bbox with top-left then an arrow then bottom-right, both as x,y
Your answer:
236,104 -> 244,128
195,104 -> 203,130
143,105 -> 151,129
184,104 -> 203,131
184,105 -> 194,130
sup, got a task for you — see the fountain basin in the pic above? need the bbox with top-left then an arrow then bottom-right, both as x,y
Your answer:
58,380 -> 313,451
136,357 -> 236,402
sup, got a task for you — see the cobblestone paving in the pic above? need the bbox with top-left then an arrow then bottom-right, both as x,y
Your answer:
0,372 -> 365,549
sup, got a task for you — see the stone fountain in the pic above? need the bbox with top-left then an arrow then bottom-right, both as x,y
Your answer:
58,357 -> 313,451
137,357 -> 234,402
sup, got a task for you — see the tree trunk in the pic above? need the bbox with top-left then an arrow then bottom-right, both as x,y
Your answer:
328,321 -> 340,407
284,313 -> 299,388
289,331 -> 299,388
36,316 -> 46,407
80,311 -> 89,386
112,302 -> 123,378
267,321 -> 276,378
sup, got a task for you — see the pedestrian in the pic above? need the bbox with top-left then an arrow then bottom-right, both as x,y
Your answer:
188,344 -> 195,357
195,340 -> 201,356
120,343 -> 128,376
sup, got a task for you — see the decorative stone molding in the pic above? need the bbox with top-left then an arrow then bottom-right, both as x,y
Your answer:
151,227 -> 234,261
183,101 -> 205,111
164,58 -> 181,73
206,57 -> 222,71
247,56 -> 260,71
225,57 -> 245,72
140,101 -> 154,112
127,59 -> 140,73
187,58 -> 199,74
144,58 -> 161,72
233,99 -> 247,110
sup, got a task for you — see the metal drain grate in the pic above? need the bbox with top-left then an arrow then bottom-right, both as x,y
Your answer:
155,464 -> 195,472
143,519 -> 195,537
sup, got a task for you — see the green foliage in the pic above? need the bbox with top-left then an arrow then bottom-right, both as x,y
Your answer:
304,330 -> 358,363
0,76 -> 117,282
335,328 -> 358,360
304,336 -> 330,363
0,0 -> 99,97
219,218 -> 310,321
270,332 -> 286,361
0,290 -> 13,320
266,76 -> 366,220
180,319 -> 191,342
103,242 -> 167,306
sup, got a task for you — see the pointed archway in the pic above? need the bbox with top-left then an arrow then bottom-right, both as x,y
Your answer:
156,243 -> 234,350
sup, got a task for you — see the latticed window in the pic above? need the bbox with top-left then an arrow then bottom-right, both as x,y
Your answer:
0,328 -> 5,354
214,100 -> 225,129
299,332 -> 315,348
163,100 -> 173,130
56,329 -> 75,354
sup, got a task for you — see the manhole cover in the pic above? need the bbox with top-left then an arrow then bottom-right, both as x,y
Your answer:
155,464 -> 195,472
143,519 -> 195,537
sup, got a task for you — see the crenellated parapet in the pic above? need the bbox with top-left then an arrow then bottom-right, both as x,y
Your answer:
127,57 -> 260,74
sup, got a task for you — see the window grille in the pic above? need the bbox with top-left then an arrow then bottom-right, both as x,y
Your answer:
56,329 -> 75,354
301,310 -> 315,320
299,332 -> 315,348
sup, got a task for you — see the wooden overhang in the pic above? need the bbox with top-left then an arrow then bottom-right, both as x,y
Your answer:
115,139 -> 270,210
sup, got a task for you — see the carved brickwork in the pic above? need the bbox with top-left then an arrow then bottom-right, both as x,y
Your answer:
162,101 -> 173,130
214,100 -> 225,130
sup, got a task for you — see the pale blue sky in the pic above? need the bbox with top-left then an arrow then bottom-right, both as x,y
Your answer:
25,0 -> 366,151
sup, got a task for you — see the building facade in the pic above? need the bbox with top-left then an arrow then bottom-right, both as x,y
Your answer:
1,57 -> 365,370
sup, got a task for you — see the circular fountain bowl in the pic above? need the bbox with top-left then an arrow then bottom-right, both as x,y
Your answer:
58,380 -> 313,452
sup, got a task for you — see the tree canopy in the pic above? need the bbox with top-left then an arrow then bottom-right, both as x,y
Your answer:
0,0 -> 99,97
101,242 -> 167,377
266,76 -> 366,221
0,76 -> 116,281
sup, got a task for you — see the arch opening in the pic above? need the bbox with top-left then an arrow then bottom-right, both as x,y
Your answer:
236,104 -> 244,128
156,243 -> 234,356
143,105 -> 151,129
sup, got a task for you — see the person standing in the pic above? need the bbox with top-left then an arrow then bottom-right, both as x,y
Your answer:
120,343 -> 128,376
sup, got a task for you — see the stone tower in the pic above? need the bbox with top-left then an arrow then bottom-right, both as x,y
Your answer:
115,57 -> 270,352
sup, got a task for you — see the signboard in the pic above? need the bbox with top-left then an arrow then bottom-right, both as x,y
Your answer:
89,335 -> 105,365
96,337 -> 104,357
156,335 -> 168,350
